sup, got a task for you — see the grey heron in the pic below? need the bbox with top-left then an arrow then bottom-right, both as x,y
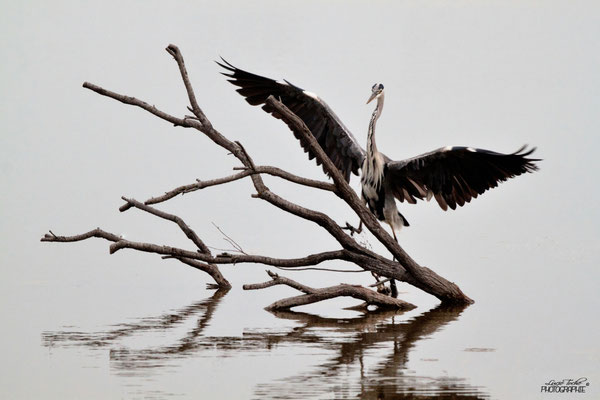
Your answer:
218,60 -> 539,240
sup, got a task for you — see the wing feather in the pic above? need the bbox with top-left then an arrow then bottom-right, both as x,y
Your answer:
218,59 -> 365,182
386,146 -> 540,211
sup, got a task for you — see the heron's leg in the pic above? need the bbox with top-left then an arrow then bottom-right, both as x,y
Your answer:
343,221 -> 363,236
390,225 -> 399,298
390,278 -> 398,298
371,271 -> 379,282
346,193 -> 367,236
371,271 -> 390,295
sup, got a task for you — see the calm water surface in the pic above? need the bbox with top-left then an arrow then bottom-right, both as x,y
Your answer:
1,229 -> 595,400
42,289 -> 489,399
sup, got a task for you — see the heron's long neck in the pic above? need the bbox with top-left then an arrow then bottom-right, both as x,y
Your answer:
367,94 -> 384,156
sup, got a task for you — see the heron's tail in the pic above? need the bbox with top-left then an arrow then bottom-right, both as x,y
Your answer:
398,212 -> 410,227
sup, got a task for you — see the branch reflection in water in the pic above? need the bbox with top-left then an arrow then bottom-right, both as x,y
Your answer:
42,290 -> 489,399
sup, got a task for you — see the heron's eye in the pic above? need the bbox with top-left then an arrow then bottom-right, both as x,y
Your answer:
379,84 -> 384,90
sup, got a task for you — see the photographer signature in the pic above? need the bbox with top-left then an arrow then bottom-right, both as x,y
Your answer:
544,378 -> 588,386
541,377 -> 590,394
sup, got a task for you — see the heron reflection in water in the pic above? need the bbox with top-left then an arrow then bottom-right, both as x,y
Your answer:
43,290 -> 486,398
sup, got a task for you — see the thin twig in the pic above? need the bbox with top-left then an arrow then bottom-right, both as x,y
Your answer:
211,222 -> 246,254
369,277 -> 393,287
207,246 -> 245,254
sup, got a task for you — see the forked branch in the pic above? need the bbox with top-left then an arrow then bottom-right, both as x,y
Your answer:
41,228 -> 231,289
120,165 -> 335,211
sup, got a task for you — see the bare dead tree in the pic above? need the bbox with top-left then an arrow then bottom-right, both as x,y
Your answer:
41,44 -> 473,308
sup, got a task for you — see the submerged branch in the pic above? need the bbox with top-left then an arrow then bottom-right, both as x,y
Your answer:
243,270 -> 315,293
244,271 -> 415,311
173,257 -> 231,289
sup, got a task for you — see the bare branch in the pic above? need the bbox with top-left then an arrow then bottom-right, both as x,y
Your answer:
173,257 -> 231,289
108,239 -> 350,268
41,228 -> 231,288
41,228 -> 121,243
136,170 -> 254,208
82,82 -> 192,127
165,44 -> 212,128
78,50 -> 356,260
235,141 -> 256,169
234,166 -> 336,192
265,286 -> 415,311
252,188 -> 365,252
120,197 -> 211,254
124,165 -> 333,212
83,80 -> 359,254
272,266 -> 365,273
243,270 -> 315,293
211,222 -> 246,254
244,271 -> 415,311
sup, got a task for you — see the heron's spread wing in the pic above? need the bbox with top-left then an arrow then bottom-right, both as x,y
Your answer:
218,59 -> 365,182
385,146 -> 540,211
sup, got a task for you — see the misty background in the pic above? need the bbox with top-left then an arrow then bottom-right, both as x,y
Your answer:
1,1 -> 598,399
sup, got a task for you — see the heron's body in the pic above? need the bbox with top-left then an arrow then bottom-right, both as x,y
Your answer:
218,59 -> 540,239
361,87 -> 409,239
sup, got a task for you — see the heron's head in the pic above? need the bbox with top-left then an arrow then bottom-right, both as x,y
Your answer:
367,83 -> 385,104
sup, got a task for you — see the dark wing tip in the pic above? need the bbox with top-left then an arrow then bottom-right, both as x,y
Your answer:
283,79 -> 303,91
217,56 -> 236,69
215,58 -> 235,73
514,145 -> 542,172
514,144 -> 541,159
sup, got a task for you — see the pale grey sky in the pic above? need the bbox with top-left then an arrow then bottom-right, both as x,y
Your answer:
1,1 -> 599,398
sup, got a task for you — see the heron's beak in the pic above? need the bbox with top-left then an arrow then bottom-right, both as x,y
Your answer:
366,92 -> 378,104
